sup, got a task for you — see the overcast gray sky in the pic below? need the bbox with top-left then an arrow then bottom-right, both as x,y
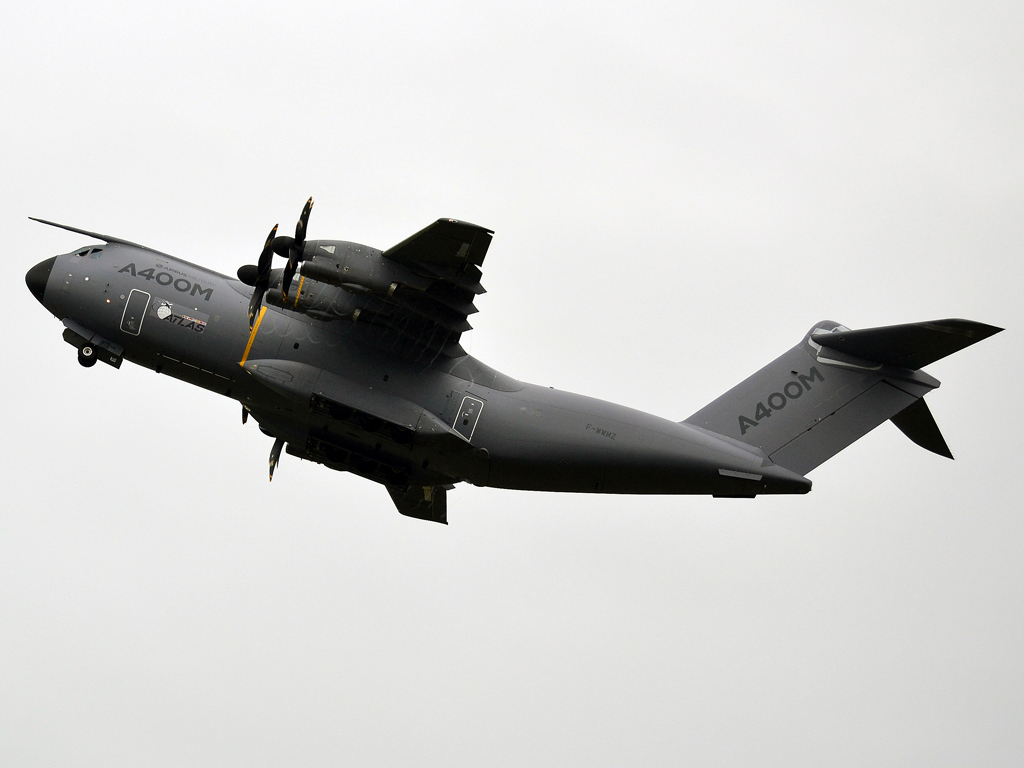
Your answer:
2,1 -> 1022,765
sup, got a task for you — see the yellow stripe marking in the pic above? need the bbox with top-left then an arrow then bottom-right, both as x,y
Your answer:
293,276 -> 305,308
239,306 -> 267,366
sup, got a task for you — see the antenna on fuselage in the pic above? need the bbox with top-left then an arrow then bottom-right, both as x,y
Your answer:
28,217 -> 174,258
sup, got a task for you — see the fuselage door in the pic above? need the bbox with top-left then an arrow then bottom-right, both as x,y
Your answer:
453,395 -> 485,442
120,288 -> 151,335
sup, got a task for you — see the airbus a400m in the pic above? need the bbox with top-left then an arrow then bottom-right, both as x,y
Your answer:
25,199 -> 1001,523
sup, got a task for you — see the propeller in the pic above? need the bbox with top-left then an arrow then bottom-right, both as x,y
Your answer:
276,197 -> 314,302
237,197 -> 314,329
245,224 -> 278,328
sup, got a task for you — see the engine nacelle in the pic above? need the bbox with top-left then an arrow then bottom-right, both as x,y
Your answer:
263,269 -> 356,321
299,240 -> 432,297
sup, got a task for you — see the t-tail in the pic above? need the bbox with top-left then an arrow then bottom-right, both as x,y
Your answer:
685,319 -> 1002,476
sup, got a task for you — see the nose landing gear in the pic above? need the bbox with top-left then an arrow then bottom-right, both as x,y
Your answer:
77,344 -> 97,367
61,321 -> 123,369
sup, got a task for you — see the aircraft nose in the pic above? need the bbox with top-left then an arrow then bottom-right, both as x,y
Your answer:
26,256 -> 57,305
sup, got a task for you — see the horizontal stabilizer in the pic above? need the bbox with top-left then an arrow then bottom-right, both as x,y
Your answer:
890,397 -> 953,459
811,319 -> 1002,370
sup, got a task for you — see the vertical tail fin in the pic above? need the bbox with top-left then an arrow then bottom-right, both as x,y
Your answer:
684,319 -> 1001,475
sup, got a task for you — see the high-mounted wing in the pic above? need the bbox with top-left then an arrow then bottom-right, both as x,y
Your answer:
305,219 -> 493,362
258,216 -> 496,363
383,218 -> 492,295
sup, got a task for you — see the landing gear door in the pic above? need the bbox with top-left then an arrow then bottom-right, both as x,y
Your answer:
451,395 -> 485,442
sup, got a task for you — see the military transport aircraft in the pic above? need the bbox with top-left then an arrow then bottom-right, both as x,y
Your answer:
25,199 -> 1002,523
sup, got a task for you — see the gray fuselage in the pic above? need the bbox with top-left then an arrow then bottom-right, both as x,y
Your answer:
27,241 -> 811,499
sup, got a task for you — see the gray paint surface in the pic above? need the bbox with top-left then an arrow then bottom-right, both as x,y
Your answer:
28,225 -> 823,507
3,2 -> 1022,765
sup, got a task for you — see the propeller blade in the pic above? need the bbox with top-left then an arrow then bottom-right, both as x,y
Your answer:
282,259 -> 297,301
295,197 -> 313,243
242,405 -> 249,425
247,285 -> 266,329
269,437 -> 284,481
240,199 -> 312,313
258,224 -> 278,274
247,224 -> 279,328
282,198 -> 312,300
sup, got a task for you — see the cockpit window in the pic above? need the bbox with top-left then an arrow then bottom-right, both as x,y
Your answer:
73,247 -> 103,258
